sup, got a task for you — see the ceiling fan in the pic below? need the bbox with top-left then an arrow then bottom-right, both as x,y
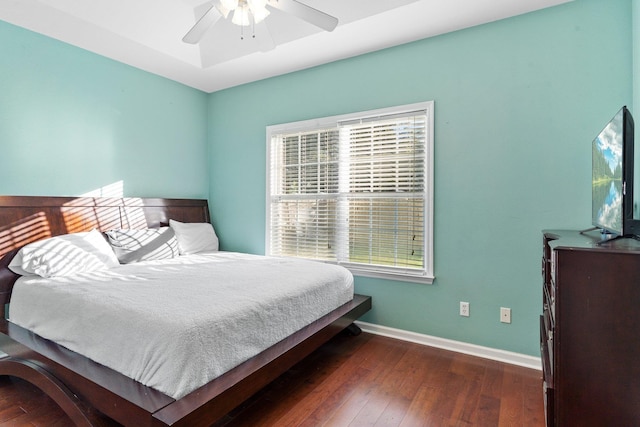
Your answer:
182,0 -> 339,49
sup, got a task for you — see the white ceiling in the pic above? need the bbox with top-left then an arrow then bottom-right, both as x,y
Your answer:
0,0 -> 571,93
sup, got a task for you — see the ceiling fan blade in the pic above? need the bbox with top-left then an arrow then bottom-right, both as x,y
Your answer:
183,4 -> 223,44
267,0 -> 338,32
255,21 -> 276,52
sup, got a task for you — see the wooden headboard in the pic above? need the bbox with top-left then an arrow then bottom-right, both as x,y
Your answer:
0,196 -> 211,318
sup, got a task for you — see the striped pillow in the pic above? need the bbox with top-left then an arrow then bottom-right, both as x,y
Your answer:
106,227 -> 179,264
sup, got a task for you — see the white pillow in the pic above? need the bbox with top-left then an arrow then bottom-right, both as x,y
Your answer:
106,227 -> 179,264
8,229 -> 119,278
169,219 -> 219,254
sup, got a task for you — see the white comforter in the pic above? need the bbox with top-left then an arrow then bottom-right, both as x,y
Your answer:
8,252 -> 354,399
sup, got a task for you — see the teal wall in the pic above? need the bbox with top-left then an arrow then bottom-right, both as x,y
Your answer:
209,0 -> 633,356
0,21 -> 209,198
635,0 -> 640,115
0,0 -> 634,357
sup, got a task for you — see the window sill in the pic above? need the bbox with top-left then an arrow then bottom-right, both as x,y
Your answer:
345,265 -> 435,285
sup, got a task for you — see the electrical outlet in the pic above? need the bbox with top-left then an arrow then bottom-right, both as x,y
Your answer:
500,307 -> 511,324
460,301 -> 470,317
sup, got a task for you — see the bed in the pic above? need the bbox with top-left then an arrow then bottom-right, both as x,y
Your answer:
0,196 -> 371,426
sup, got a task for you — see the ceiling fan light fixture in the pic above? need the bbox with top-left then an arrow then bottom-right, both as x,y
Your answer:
227,0 -> 270,27
231,4 -> 251,26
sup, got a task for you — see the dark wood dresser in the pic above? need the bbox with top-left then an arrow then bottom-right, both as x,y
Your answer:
541,230 -> 640,426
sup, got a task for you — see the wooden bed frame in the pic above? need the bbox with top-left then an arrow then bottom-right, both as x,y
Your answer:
0,196 -> 372,426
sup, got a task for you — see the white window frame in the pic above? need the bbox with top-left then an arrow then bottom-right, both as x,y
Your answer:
266,101 -> 434,284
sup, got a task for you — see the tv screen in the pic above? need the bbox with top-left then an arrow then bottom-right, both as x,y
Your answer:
592,108 -> 625,235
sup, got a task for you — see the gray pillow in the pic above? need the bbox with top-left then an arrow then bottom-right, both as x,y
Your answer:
106,227 -> 179,264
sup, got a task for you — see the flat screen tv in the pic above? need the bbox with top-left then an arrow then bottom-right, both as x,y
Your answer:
592,106 -> 637,237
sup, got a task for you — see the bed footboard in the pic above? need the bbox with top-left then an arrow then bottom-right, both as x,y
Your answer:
0,295 -> 372,427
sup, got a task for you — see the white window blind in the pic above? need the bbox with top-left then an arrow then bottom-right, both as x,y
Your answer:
269,129 -> 340,260
267,102 -> 434,283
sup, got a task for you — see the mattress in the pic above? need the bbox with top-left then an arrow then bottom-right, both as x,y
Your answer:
8,252 -> 354,399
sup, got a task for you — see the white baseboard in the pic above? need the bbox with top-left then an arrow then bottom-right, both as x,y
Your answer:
355,321 -> 542,371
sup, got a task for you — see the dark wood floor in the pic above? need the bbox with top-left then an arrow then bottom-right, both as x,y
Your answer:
0,331 -> 544,426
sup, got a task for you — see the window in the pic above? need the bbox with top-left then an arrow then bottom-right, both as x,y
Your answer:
266,101 -> 433,284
